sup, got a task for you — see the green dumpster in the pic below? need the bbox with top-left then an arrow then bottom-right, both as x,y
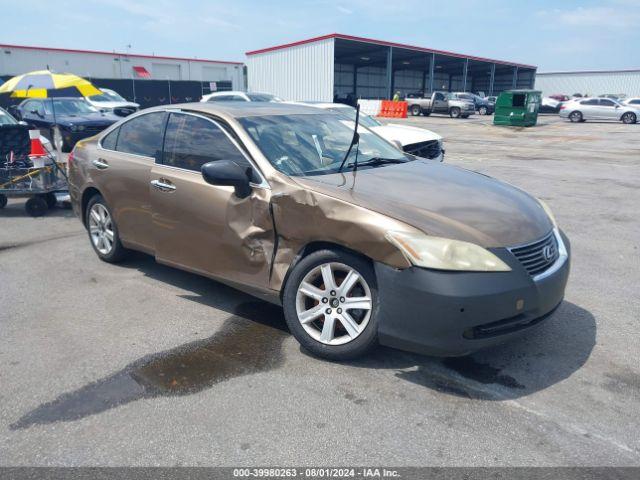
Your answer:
493,89 -> 542,127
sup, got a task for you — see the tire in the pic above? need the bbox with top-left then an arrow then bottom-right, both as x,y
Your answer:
43,192 -> 57,209
282,249 -> 378,360
569,111 -> 583,123
25,196 -> 48,217
410,105 -> 422,116
621,112 -> 637,124
85,194 -> 128,263
449,107 -> 461,118
0,194 -> 7,209
479,106 -> 487,115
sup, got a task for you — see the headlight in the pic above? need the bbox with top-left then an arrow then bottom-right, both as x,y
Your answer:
386,231 -> 511,272
537,199 -> 557,227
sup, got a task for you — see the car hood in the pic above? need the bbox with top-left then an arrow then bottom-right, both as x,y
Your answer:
56,113 -> 119,125
293,160 -> 552,248
370,124 -> 441,146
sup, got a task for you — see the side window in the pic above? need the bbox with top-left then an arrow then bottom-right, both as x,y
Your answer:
434,93 -> 445,101
581,99 -> 598,105
630,100 -> 640,105
162,113 -> 250,172
101,128 -> 119,150
599,99 -> 615,107
116,112 -> 166,158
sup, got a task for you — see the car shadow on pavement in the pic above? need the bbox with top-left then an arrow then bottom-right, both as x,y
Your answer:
11,253 -> 290,430
347,301 -> 596,400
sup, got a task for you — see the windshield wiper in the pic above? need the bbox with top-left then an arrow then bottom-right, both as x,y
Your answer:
353,157 -> 407,168
338,103 -> 361,173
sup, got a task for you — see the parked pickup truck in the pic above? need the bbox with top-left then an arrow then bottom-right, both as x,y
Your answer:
406,91 -> 476,118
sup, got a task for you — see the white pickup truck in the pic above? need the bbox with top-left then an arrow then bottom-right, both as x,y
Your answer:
405,91 -> 476,118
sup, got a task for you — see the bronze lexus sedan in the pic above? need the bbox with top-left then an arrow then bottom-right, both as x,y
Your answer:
68,103 -> 570,360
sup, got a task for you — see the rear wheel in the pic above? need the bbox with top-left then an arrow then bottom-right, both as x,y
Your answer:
85,195 -> 128,263
25,196 -> 48,217
479,106 -> 488,115
410,105 -> 422,116
569,111 -> 583,123
450,107 -> 461,118
283,249 -> 378,360
621,112 -> 637,124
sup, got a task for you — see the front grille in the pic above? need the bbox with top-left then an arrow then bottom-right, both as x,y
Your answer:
509,231 -> 559,277
403,140 -> 441,159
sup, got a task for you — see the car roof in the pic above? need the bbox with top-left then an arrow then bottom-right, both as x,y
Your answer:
148,101 -> 327,118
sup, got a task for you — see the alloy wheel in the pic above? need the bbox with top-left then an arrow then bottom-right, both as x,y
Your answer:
88,203 -> 114,255
295,262 -> 372,346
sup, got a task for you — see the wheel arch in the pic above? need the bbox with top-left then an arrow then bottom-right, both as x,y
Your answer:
278,241 -> 375,301
80,186 -> 102,228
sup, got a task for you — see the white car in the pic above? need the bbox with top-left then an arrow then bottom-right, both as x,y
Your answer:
201,91 -> 283,103
559,97 -> 639,124
85,88 -> 139,117
296,102 -> 444,161
622,97 -> 640,108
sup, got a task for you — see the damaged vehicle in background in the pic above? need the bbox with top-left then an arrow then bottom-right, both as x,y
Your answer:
68,103 -> 570,360
85,88 -> 139,117
15,97 -> 119,152
294,102 -> 444,161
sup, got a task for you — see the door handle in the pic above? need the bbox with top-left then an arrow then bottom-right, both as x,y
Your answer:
93,158 -> 109,169
150,179 -> 176,192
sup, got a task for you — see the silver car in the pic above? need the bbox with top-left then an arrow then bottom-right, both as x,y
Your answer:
560,97 -> 639,124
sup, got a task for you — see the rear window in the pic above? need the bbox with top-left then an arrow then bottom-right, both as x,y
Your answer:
116,112 -> 166,158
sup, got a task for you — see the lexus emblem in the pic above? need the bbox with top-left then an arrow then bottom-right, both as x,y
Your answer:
542,245 -> 553,261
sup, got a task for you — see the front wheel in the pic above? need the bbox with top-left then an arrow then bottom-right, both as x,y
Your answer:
283,250 -> 378,360
410,105 -> 422,116
569,111 -> 583,123
450,107 -> 461,118
621,112 -> 637,124
479,106 -> 487,115
85,195 -> 128,263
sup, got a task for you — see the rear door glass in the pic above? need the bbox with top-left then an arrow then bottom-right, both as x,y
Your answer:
116,112 -> 166,158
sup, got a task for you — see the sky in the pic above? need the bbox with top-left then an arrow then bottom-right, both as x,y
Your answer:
0,0 -> 638,72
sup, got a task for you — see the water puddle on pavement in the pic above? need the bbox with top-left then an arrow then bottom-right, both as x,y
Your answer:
11,302 -> 288,429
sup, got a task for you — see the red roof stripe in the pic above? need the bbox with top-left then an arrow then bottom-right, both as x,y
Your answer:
246,33 -> 536,69
0,43 -> 243,65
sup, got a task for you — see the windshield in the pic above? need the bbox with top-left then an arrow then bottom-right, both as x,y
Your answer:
0,107 -> 18,125
327,106 -> 382,128
88,90 -> 126,102
45,99 -> 99,115
239,113 -> 410,177
247,93 -> 282,102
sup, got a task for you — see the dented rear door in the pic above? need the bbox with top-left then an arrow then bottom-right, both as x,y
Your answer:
150,112 -> 274,289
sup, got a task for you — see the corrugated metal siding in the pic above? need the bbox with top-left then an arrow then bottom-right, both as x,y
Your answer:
535,71 -> 640,97
246,38 -> 334,101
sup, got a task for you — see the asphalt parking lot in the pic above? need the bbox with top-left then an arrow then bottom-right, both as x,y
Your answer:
1,114 -> 639,466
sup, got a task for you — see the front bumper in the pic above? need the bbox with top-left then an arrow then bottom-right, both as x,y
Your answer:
375,230 -> 570,356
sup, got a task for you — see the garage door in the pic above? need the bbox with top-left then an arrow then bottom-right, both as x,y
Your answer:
152,63 -> 181,80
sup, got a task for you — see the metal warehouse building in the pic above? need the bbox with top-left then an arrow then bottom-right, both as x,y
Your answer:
246,33 -> 536,102
0,44 -> 244,88
0,44 -> 245,108
535,69 -> 640,97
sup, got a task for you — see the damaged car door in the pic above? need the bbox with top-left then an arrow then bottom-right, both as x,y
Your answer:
150,111 -> 274,289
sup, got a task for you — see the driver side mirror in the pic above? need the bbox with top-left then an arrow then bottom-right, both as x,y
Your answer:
201,160 -> 253,199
